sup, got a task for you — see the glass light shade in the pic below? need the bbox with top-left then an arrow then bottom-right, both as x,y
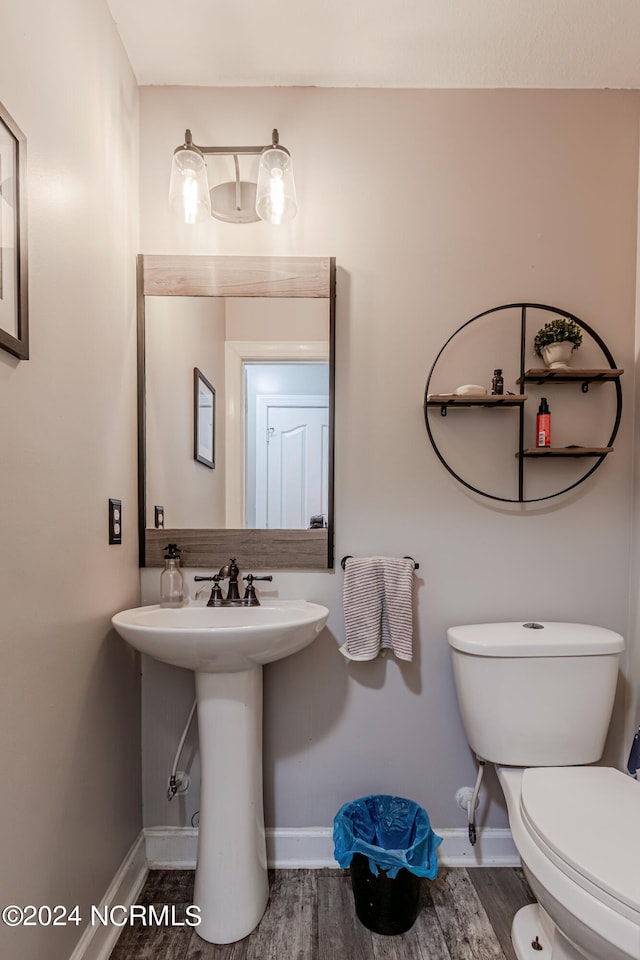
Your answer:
255,147 -> 297,224
169,147 -> 211,224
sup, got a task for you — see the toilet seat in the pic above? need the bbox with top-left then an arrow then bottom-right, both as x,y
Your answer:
520,766 -> 640,923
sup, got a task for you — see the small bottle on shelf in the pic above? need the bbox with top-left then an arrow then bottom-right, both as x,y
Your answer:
491,369 -> 504,395
536,398 -> 551,448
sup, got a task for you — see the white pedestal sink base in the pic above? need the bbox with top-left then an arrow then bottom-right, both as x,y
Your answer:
194,667 -> 269,944
111,600 -> 329,942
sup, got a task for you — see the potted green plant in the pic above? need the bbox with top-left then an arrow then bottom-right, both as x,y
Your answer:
533,317 -> 583,369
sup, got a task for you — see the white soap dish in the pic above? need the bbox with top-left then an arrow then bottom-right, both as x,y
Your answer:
455,384 -> 487,397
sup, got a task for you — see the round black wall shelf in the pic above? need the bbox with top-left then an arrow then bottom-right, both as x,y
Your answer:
423,303 -> 623,503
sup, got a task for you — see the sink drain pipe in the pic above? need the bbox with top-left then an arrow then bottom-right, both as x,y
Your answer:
167,699 -> 197,801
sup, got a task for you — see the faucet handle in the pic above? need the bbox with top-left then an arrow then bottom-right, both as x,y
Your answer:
242,574 -> 273,606
194,574 -> 224,605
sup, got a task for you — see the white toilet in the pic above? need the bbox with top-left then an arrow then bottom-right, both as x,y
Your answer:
447,621 -> 640,960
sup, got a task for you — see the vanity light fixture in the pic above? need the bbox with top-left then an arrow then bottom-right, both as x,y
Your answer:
169,128 -> 297,226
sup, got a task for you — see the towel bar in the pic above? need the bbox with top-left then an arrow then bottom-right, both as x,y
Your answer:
340,555 -> 419,571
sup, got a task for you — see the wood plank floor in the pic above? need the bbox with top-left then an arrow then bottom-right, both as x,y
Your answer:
108,867 -> 535,960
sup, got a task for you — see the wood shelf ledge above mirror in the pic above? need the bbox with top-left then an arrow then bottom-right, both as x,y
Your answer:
145,528 -> 330,570
142,255 -> 331,299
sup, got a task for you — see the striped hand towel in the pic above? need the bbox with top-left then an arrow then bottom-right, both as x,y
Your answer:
339,557 -> 414,661
380,557 -> 414,661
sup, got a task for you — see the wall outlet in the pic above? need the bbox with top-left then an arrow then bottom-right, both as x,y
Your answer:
108,498 -> 122,545
154,505 -> 165,528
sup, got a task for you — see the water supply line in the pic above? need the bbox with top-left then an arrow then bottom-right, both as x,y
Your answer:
468,758 -> 485,846
167,699 -> 197,801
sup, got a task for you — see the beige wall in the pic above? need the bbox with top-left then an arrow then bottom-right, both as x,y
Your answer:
0,2 -> 141,958
225,297 -> 329,341
139,86 -> 640,834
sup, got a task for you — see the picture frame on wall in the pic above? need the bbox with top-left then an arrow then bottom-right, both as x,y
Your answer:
194,367 -> 215,469
0,99 -> 28,360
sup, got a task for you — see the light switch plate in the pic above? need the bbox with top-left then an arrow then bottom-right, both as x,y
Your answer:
109,498 -> 122,545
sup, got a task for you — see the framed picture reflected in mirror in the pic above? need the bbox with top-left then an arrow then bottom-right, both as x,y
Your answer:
194,367 -> 215,469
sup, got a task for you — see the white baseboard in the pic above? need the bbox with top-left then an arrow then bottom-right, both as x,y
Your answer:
144,826 -> 199,868
266,827 -> 336,868
143,825 -> 519,870
433,828 -> 519,867
68,832 -> 148,960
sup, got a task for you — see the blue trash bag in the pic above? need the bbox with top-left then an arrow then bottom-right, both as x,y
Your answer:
333,794 -> 442,879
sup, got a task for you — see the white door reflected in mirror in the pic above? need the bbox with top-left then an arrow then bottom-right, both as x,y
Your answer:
246,361 -> 329,528
255,396 -> 329,528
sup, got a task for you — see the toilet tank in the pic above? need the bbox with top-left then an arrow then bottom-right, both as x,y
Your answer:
447,622 -> 623,766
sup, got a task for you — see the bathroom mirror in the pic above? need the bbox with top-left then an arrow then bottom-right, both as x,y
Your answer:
138,255 -> 336,569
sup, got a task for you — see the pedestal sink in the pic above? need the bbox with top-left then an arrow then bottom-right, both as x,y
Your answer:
112,599 -> 329,943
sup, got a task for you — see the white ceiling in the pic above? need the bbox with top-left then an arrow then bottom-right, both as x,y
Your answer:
106,0 -> 640,89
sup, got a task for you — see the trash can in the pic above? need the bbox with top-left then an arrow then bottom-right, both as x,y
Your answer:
333,794 -> 442,935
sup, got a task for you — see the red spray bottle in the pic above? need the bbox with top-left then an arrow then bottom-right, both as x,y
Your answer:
536,397 -> 551,448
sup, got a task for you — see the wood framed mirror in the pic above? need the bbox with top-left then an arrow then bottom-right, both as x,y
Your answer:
137,254 -> 336,569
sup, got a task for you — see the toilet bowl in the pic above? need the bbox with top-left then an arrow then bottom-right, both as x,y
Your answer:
499,765 -> 640,960
447,621 -> 640,960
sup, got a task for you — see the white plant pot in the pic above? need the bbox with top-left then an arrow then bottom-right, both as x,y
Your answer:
540,341 -> 575,369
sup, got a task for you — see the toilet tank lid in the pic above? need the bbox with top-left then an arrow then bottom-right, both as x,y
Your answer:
447,622 -> 624,657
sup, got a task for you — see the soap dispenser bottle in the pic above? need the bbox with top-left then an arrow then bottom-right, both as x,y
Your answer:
160,544 -> 185,608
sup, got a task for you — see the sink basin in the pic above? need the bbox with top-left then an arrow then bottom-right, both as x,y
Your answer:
111,599 -> 329,673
